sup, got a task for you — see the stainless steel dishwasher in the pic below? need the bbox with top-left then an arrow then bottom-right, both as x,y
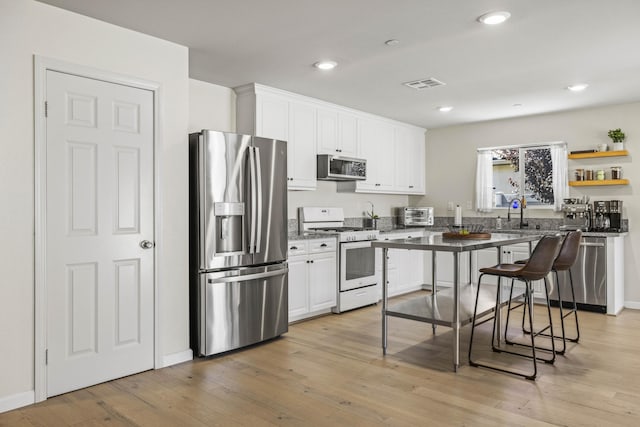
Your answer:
551,236 -> 606,313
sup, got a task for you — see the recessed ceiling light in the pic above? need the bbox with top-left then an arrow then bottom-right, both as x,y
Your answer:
477,11 -> 511,25
567,83 -> 589,92
438,106 -> 453,113
314,61 -> 337,70
385,39 -> 400,46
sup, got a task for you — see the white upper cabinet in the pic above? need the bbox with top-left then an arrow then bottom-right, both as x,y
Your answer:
236,84 -> 316,190
357,118 -> 395,192
257,93 -> 288,141
317,108 -> 358,157
395,126 -> 426,194
316,107 -> 339,155
338,112 -> 358,157
288,101 -> 317,190
338,120 -> 425,194
236,83 -> 425,194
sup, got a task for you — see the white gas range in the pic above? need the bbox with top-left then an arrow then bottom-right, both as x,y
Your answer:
299,207 -> 380,313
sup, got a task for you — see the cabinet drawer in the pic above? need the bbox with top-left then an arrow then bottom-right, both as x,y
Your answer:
340,284 -> 380,312
308,238 -> 336,253
288,241 -> 307,257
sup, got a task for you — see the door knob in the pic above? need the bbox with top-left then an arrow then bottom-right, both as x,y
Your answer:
140,240 -> 155,249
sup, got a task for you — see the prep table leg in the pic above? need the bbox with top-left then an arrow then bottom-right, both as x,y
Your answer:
382,247 -> 388,355
496,246 -> 503,344
431,250 -> 437,334
453,252 -> 460,372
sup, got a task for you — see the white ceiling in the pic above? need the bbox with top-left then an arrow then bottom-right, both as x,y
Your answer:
38,0 -> 640,129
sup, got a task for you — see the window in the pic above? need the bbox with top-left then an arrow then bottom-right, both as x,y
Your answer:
476,142 -> 568,212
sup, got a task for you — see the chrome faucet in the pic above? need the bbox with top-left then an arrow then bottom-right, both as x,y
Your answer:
507,196 -> 529,229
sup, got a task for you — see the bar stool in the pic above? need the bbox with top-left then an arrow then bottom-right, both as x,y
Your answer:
468,235 -> 562,380
515,230 -> 582,354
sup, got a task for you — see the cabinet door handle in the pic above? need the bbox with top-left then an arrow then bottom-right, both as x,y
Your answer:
290,246 -> 298,250
320,243 -> 327,247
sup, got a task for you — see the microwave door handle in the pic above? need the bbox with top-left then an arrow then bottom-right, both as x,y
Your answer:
248,147 -> 257,254
254,147 -> 263,253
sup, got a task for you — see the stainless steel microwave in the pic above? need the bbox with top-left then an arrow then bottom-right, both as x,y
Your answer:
317,154 -> 366,181
397,207 -> 434,226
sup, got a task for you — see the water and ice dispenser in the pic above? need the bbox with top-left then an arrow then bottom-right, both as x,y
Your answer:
213,202 -> 245,254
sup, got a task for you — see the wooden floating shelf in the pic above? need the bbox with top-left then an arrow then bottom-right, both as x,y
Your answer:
568,150 -> 628,159
569,179 -> 629,187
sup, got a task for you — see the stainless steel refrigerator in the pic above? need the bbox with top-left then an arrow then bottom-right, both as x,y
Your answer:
189,130 -> 288,356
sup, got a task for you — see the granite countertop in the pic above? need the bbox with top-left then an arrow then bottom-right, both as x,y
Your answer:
288,227 -> 627,241
378,226 -> 627,238
288,231 -> 339,240
377,226 -> 428,234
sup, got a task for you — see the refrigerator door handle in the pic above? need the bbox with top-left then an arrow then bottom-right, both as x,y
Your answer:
208,267 -> 288,284
254,146 -> 263,253
248,147 -> 257,253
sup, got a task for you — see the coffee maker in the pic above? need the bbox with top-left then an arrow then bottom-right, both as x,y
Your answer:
561,199 -> 592,231
592,200 -> 623,232
609,200 -> 623,232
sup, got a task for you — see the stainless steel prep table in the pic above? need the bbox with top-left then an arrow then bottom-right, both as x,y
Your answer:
372,232 -> 542,372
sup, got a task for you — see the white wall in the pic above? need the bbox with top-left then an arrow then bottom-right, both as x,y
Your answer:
188,79 -> 236,133
0,0 -> 189,407
412,102 -> 640,306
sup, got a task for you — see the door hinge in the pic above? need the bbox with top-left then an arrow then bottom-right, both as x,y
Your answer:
44,101 -> 48,118
45,349 -> 48,365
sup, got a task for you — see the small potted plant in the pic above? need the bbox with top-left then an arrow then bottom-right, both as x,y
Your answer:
608,128 -> 626,151
363,202 -> 379,229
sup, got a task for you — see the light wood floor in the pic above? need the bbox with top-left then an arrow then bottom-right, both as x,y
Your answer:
3,292 -> 640,426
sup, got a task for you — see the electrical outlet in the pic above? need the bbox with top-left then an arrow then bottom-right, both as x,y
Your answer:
466,200 -> 472,210
447,201 -> 454,211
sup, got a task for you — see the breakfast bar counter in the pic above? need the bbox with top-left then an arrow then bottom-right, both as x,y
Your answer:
372,232 -> 542,371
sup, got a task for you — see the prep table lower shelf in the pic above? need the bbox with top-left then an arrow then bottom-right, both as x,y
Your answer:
386,284 -> 526,328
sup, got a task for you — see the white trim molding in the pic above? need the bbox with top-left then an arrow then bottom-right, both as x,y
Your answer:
33,55 -> 163,402
0,390 -> 35,414
161,349 -> 194,368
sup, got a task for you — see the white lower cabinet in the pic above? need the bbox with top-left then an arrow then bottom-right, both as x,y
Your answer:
288,238 -> 337,322
376,231 -> 425,297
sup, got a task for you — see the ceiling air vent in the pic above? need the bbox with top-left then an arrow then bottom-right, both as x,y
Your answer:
403,77 -> 446,90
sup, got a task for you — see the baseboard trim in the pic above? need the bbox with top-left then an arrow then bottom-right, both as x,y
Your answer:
0,390 -> 35,414
624,301 -> 640,310
161,349 -> 193,368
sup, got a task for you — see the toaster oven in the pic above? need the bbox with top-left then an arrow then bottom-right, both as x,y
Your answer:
397,207 -> 434,226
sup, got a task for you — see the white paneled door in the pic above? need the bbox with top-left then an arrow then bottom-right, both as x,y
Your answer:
45,70 -> 154,397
